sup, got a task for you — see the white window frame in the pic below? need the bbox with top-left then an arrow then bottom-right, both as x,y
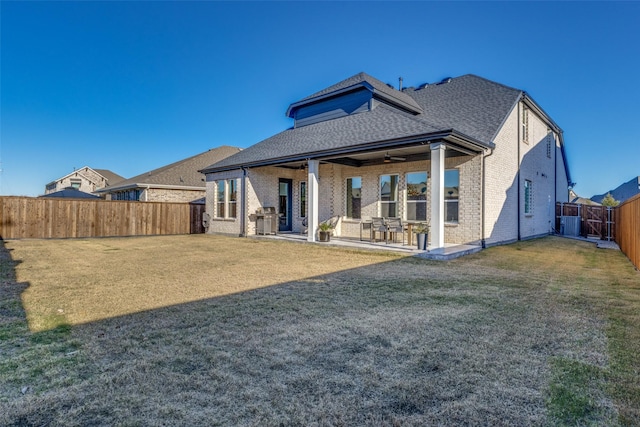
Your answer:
216,180 -> 226,219
227,179 -> 237,219
522,106 -> 529,144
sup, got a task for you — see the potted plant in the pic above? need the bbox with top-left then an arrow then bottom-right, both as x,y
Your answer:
318,222 -> 334,242
414,222 -> 429,250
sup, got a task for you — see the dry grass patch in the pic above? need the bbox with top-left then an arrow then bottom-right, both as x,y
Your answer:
1,235 -> 638,425
9,235 -> 396,331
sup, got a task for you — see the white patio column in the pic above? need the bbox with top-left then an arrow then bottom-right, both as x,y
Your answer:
430,142 -> 446,249
307,159 -> 319,242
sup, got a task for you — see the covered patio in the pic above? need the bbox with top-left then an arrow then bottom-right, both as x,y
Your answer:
253,231 -> 482,261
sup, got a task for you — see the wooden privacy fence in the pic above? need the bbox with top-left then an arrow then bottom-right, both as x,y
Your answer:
556,202 -> 615,241
614,194 -> 640,270
0,196 -> 202,239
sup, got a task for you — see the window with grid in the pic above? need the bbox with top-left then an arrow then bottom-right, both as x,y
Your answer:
522,107 -> 529,144
216,181 -> 225,218
524,179 -> 533,215
227,179 -> 237,218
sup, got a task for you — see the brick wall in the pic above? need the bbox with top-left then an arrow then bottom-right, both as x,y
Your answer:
145,188 -> 205,203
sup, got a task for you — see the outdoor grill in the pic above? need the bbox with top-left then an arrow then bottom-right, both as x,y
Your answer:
255,207 -> 277,235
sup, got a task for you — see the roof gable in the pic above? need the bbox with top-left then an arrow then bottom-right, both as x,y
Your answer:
405,74 -> 522,144
286,72 -> 423,122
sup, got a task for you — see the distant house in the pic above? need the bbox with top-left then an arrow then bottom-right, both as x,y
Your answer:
569,190 -> 600,206
96,146 -> 241,203
201,72 -> 572,251
45,167 -> 124,196
40,188 -> 101,199
591,176 -> 640,205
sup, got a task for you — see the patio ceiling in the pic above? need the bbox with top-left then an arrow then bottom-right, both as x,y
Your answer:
276,139 -> 476,170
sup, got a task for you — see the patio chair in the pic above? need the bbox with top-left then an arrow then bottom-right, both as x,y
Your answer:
386,217 -> 404,244
371,217 -> 388,243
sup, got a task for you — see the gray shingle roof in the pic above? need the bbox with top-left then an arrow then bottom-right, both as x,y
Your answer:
203,105 -> 444,172
406,74 -> 521,144
40,188 -> 101,199
202,74 -> 524,173
94,169 -> 125,186
101,146 -> 241,192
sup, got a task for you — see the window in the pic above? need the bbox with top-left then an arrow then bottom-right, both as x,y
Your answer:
346,177 -> 361,219
380,174 -> 399,217
216,179 -> 237,218
522,106 -> 529,144
546,130 -> 552,158
300,182 -> 307,218
406,172 -> 427,221
228,179 -> 237,218
70,179 -> 81,190
113,189 -> 140,201
524,179 -> 533,215
216,181 -> 225,218
445,169 -> 459,222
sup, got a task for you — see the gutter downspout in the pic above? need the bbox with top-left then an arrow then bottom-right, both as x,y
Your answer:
481,146 -> 495,248
240,167 -> 248,237
554,132 -> 557,234
517,97 -> 522,241
144,184 -> 151,202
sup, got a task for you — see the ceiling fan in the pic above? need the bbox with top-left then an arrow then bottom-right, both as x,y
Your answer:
384,152 -> 406,163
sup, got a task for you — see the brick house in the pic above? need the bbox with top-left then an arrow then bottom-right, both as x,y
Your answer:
45,167 -> 124,196
96,146 -> 241,203
200,73 -> 572,251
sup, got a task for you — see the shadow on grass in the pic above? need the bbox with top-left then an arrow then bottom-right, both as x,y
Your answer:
0,237 -> 627,426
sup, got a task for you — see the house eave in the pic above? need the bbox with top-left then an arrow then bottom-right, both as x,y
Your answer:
95,183 -> 205,193
202,130 -> 491,174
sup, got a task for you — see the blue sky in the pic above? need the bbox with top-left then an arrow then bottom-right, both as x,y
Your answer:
2,1 -> 639,199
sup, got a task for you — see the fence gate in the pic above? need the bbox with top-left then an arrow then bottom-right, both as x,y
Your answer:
556,202 -> 615,241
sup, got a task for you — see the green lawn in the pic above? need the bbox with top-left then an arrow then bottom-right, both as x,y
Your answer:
0,235 -> 638,425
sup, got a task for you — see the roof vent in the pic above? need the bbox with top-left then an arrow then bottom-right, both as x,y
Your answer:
418,82 -> 429,89
437,77 -> 452,85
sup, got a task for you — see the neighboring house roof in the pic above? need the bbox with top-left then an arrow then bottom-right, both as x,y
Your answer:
202,72 -> 563,176
591,176 -> 640,204
93,169 -> 125,187
40,188 -> 101,199
45,166 -> 124,189
98,146 -> 241,193
569,190 -> 601,205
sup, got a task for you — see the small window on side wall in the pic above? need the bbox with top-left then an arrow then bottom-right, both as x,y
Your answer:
524,179 -> 533,215
522,106 -> 529,144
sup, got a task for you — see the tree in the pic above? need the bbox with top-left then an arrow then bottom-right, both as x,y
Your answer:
601,192 -> 620,207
